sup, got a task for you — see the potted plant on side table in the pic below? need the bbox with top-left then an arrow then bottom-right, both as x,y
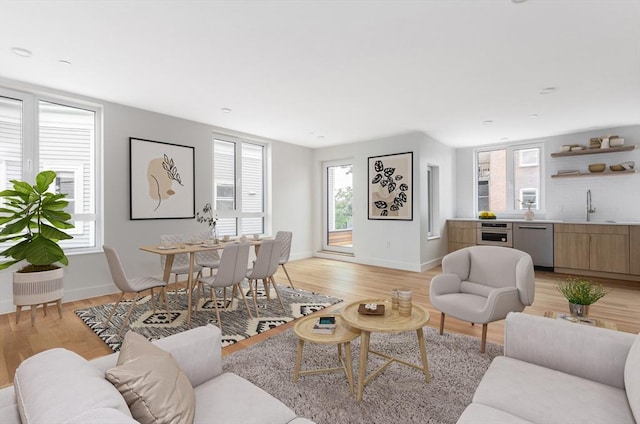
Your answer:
0,170 -> 74,325
556,277 -> 607,317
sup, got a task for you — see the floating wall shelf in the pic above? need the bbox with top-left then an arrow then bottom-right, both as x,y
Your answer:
550,145 -> 636,158
551,169 -> 637,178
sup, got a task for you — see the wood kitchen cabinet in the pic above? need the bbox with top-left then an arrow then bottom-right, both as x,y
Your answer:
554,224 -> 629,274
631,226 -> 640,276
447,221 -> 476,253
554,231 -> 590,270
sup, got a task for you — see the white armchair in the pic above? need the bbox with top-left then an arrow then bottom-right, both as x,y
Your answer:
429,246 -> 535,352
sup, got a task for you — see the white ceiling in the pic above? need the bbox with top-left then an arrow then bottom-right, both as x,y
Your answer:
1,0 -> 639,149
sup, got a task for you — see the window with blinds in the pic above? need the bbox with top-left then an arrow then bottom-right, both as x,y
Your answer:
213,137 -> 265,236
0,88 -> 101,253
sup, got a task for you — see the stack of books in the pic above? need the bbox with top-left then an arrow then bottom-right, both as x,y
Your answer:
312,316 -> 337,334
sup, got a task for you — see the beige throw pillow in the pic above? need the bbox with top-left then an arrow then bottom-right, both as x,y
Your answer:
105,331 -> 195,424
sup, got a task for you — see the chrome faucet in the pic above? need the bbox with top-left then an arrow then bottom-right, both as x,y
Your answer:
586,189 -> 596,221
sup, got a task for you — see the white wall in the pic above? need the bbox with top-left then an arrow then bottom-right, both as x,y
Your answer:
455,125 -> 640,222
0,80 -> 314,314
312,132 -> 455,272
3,79 -> 634,314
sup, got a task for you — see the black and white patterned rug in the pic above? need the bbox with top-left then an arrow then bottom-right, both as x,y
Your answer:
75,282 -> 342,352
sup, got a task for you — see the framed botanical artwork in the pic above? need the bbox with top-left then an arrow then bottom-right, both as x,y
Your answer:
129,137 -> 195,220
368,151 -> 413,220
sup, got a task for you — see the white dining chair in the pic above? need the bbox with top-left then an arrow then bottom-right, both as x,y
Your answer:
103,245 -> 170,337
246,239 -> 285,316
160,234 -> 203,305
275,231 -> 295,289
193,232 -> 221,276
194,243 -> 251,331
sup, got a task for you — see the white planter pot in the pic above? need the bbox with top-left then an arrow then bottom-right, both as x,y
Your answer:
13,268 -> 64,307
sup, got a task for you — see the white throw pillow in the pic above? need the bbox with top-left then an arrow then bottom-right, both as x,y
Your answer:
106,331 -> 195,424
14,348 -> 131,424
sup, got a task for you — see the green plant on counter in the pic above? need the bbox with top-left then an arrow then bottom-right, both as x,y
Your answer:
556,277 -> 607,305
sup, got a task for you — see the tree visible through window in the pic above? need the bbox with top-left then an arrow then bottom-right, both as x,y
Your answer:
334,186 -> 352,230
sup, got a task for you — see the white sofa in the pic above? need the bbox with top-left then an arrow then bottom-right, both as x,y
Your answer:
458,312 -> 639,424
0,324 -> 315,424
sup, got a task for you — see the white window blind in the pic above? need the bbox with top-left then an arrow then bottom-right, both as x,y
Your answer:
0,88 -> 101,253
213,136 -> 265,236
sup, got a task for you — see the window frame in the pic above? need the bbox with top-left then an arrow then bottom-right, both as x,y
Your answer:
0,86 -> 103,255
212,134 -> 267,236
473,142 -> 545,217
518,187 -> 538,210
518,148 -> 539,167
322,159 -> 354,254
426,165 -> 440,239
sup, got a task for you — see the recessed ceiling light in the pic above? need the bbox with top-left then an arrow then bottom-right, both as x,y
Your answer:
59,60 -> 72,66
539,87 -> 556,95
483,120 -> 494,125
317,135 -> 325,140
221,107 -> 232,113
512,0 -> 528,3
501,137 -> 510,141
530,113 -> 539,118
11,47 -> 32,57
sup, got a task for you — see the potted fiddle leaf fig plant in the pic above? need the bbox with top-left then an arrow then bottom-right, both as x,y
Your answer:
556,277 -> 607,317
0,170 -> 74,318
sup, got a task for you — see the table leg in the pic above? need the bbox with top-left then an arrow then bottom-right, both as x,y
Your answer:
416,328 -> 431,383
344,342 -> 355,395
356,330 -> 370,401
159,254 -> 175,312
162,254 -> 175,283
293,339 -> 304,383
186,252 -> 196,323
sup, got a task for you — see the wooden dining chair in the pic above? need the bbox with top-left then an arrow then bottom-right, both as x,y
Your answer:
103,245 -> 170,337
194,243 -> 251,331
246,239 -> 285,316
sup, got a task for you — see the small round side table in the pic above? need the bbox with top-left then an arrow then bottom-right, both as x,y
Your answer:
293,314 -> 360,394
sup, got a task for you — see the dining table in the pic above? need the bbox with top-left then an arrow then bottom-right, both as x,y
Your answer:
139,238 -> 266,323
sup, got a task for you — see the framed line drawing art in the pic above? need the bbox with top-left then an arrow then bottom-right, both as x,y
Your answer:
130,137 -> 195,220
368,151 -> 413,220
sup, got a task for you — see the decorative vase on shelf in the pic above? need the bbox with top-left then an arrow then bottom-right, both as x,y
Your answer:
524,205 -> 534,221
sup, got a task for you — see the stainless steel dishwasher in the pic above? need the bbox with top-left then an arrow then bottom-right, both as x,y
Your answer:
513,222 -> 554,270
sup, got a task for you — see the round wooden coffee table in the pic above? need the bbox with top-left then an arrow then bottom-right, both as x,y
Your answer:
341,298 -> 431,401
293,314 -> 361,394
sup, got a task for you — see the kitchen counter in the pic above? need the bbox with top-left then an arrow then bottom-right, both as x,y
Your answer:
447,219 -> 640,281
448,218 -> 640,225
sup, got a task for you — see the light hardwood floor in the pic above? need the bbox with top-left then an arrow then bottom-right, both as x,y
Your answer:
1,257 -> 639,388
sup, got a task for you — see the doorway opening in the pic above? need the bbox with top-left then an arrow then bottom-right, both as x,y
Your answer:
323,160 -> 353,253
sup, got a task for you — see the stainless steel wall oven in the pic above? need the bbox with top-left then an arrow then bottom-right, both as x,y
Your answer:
477,222 -> 513,247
